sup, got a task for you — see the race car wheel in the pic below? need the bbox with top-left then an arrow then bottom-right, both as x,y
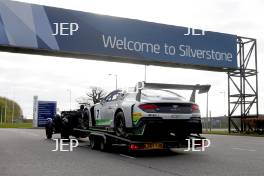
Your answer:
114,111 -> 127,137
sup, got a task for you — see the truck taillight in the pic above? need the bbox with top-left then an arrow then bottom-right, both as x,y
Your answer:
129,144 -> 140,150
192,104 -> 200,112
138,104 -> 158,112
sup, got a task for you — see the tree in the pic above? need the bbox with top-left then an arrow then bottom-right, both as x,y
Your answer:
87,87 -> 107,104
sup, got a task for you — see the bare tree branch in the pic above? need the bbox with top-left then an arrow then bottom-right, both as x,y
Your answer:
86,86 -> 107,104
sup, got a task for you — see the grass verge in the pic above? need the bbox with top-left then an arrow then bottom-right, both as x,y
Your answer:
0,123 -> 32,128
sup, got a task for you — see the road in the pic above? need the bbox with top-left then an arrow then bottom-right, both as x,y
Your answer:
0,128 -> 264,176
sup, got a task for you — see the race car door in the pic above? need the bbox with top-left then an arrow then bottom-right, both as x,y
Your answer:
96,90 -> 120,126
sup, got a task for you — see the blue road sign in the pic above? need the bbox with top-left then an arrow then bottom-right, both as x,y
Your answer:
37,101 -> 56,127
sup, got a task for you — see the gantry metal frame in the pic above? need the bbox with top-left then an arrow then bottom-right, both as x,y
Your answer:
228,36 -> 258,132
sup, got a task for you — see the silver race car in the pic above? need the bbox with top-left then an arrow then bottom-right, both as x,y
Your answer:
92,82 -> 210,138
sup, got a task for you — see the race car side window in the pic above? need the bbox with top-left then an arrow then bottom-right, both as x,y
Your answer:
104,92 -> 113,102
110,91 -> 122,101
111,94 -> 118,101
104,90 -> 121,102
105,94 -> 113,102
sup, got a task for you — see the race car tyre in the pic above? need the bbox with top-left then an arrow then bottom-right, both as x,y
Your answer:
114,111 -> 127,137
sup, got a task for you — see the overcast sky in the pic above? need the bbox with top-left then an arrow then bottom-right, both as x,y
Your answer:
0,0 -> 263,118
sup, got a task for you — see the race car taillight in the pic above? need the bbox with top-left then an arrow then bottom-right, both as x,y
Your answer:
191,104 -> 200,113
139,104 -> 158,112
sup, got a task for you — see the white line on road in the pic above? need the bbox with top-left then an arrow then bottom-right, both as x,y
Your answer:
232,147 -> 256,152
119,154 -> 136,159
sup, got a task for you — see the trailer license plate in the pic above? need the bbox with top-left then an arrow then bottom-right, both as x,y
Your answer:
144,143 -> 164,149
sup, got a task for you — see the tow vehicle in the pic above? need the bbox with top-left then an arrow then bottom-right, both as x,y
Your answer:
45,82 -> 210,152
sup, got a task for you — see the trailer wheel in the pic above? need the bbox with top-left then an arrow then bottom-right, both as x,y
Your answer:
61,127 -> 70,139
45,124 -> 53,139
90,136 -> 98,150
60,117 -> 70,139
114,111 -> 127,137
99,138 -> 110,152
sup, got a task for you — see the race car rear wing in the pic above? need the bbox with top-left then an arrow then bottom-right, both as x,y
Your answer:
135,82 -> 211,102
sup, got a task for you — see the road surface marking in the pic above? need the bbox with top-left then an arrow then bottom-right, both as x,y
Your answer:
232,147 -> 256,152
120,154 -> 136,159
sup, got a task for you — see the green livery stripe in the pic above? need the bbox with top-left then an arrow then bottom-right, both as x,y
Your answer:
132,112 -> 143,125
95,119 -> 113,126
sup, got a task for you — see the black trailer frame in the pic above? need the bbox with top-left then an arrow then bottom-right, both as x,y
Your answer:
73,128 -> 206,152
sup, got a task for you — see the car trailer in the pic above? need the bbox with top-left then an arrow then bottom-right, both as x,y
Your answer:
45,112 -> 208,152
72,127 -> 207,152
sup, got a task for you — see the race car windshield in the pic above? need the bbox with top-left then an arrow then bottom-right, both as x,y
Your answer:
141,89 -> 186,101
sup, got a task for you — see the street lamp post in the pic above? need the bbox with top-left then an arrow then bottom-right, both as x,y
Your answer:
144,65 -> 147,82
206,91 -> 209,131
0,90 -> 9,124
0,107 -> 2,124
11,99 -> 14,124
108,74 -> 118,90
4,97 -> 7,123
67,89 -> 72,110
11,90 -> 15,124
220,91 -> 226,116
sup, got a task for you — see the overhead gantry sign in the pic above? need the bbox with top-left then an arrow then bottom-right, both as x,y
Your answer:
0,0 -> 237,71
